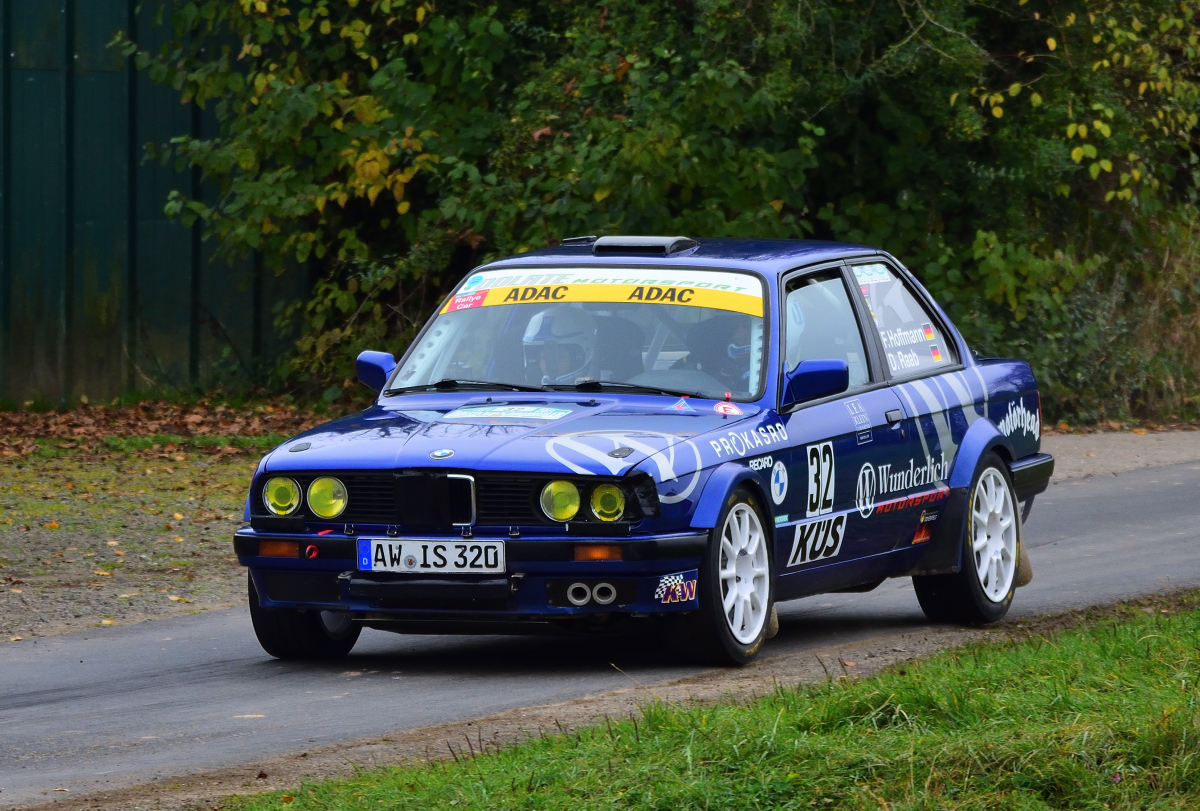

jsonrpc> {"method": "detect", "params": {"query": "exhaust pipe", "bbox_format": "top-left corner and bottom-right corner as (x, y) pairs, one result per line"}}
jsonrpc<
(566, 582), (592, 606)
(591, 582), (617, 605)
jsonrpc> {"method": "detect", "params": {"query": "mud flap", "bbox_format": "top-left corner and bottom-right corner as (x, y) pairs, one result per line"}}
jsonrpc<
(1015, 543), (1033, 588)
(903, 485), (969, 577)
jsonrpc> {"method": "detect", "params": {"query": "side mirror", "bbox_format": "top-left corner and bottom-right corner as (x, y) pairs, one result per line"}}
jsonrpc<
(781, 359), (849, 410)
(356, 351), (397, 393)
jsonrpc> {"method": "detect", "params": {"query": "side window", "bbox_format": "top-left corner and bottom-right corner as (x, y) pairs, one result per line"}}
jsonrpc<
(784, 271), (870, 387)
(851, 263), (953, 377)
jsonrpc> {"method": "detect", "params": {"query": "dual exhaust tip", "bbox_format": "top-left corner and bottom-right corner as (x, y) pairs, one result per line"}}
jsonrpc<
(566, 581), (617, 607)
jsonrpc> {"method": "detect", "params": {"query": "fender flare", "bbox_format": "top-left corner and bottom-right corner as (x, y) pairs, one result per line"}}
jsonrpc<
(689, 462), (773, 536)
(907, 420), (1016, 577)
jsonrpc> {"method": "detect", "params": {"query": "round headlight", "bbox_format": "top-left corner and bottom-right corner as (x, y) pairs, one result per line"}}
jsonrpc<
(307, 477), (348, 519)
(540, 480), (580, 522)
(263, 477), (301, 516)
(590, 483), (626, 522)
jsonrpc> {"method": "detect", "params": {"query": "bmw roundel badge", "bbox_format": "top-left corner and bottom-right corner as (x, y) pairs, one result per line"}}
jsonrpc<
(429, 448), (455, 460)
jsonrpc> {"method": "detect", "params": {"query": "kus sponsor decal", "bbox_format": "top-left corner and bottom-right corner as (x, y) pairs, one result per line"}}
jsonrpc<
(998, 399), (1040, 440)
(787, 513), (848, 566)
(656, 571), (699, 604)
(708, 420), (789, 458)
(855, 454), (950, 518)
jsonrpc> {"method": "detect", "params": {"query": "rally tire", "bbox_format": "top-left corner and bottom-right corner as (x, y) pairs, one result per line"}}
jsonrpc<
(686, 488), (775, 666)
(247, 573), (361, 659)
(913, 452), (1020, 625)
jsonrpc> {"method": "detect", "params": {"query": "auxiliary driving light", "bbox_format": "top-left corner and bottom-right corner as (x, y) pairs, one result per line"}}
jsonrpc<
(263, 477), (301, 516)
(307, 477), (348, 519)
(590, 483), (625, 522)
(540, 480), (580, 522)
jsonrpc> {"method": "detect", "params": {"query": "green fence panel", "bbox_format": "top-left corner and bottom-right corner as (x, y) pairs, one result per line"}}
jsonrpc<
(7, 1), (67, 401)
(71, 0), (129, 401)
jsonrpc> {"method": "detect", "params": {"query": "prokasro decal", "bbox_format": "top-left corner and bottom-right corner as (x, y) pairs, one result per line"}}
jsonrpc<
(855, 454), (950, 518)
(708, 420), (789, 458)
(787, 512), (847, 566)
(997, 399), (1040, 440)
(655, 570), (698, 604)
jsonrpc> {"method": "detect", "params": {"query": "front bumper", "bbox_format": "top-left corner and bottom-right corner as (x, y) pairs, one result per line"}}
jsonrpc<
(236, 528), (707, 619)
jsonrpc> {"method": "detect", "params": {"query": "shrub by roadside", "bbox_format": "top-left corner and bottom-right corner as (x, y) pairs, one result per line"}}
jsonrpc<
(225, 593), (1200, 810)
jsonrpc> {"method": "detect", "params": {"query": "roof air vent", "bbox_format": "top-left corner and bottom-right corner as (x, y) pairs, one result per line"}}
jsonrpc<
(561, 235), (598, 246)
(592, 236), (699, 256)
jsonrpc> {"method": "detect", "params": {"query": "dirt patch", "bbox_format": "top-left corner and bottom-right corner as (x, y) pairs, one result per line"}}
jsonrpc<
(16, 588), (1200, 811)
(1040, 429), (1200, 481)
(0, 453), (255, 640)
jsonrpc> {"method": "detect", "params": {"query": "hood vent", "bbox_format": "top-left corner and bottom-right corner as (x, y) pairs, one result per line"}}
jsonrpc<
(591, 235), (699, 256)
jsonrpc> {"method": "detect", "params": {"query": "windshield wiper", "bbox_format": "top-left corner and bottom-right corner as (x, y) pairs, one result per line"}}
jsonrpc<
(550, 380), (703, 398)
(386, 378), (550, 395)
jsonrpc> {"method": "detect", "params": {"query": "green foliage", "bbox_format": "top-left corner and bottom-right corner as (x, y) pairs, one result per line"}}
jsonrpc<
(226, 597), (1200, 809)
(123, 0), (1200, 418)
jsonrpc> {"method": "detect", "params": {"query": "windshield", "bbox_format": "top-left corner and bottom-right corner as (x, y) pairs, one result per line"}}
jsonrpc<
(390, 267), (767, 400)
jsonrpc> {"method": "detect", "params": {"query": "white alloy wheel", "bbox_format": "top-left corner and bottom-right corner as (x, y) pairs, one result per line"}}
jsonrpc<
(971, 467), (1017, 602)
(718, 503), (770, 644)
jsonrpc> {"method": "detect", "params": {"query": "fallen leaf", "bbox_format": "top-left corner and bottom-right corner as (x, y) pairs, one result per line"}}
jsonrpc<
(9, 588), (22, 594)
(94, 570), (113, 576)
(9, 636), (22, 641)
(174, 512), (184, 520)
(53, 787), (69, 791)
(256, 771), (269, 779)
(114, 550), (126, 556)
(118, 592), (141, 598)
(281, 796), (295, 804)
(101, 620), (114, 626)
(44, 520), (60, 529)
(165, 523), (174, 530)
(168, 595), (191, 603)
(1132, 428), (1147, 435)
(841, 660), (857, 667)
(106, 540), (119, 546)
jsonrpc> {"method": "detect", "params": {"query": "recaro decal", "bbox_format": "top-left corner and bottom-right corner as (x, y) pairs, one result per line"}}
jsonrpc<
(748, 455), (774, 471)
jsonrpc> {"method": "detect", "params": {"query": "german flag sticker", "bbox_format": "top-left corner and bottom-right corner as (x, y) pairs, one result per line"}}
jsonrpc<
(922, 322), (935, 341)
(930, 345), (943, 362)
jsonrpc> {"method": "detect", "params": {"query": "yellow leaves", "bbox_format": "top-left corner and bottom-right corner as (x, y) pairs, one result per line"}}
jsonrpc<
(416, 5), (427, 23)
(1066, 13), (1077, 25)
(769, 199), (784, 213)
(992, 106), (1004, 119)
(1008, 83), (1022, 97)
(168, 595), (191, 603)
(403, 33), (419, 46)
(44, 520), (59, 529)
(106, 540), (119, 546)
(1099, 159), (1113, 172)
(173, 512), (183, 521)
(101, 620), (114, 626)
(949, 92), (959, 107)
(320, 19), (331, 35)
(594, 188), (611, 202)
(397, 201), (410, 215)
(1030, 92), (1043, 107)
(93, 570), (113, 576)
(1078, 124), (1089, 138)
(1047, 37), (1058, 51)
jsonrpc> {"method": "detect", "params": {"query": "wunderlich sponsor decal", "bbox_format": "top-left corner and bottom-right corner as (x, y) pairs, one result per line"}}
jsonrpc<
(856, 455), (950, 518)
(997, 399), (1040, 440)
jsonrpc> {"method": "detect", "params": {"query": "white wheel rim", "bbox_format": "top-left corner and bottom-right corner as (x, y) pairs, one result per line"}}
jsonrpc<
(971, 468), (1017, 602)
(718, 503), (770, 644)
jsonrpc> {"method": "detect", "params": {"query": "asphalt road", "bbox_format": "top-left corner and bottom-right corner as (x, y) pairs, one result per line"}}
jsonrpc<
(3, 460), (1199, 806)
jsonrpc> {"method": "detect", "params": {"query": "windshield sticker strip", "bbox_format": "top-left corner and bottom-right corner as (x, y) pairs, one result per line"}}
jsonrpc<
(442, 283), (762, 317)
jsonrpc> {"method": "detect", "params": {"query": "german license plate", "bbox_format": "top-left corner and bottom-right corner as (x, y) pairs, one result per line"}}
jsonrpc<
(357, 539), (505, 574)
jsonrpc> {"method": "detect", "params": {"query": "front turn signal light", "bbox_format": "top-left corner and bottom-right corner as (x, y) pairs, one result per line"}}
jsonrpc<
(259, 540), (299, 558)
(307, 476), (348, 519)
(574, 544), (622, 561)
(540, 480), (580, 522)
(263, 477), (301, 516)
(590, 483), (625, 522)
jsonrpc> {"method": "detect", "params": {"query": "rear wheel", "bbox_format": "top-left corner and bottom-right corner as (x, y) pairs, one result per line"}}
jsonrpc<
(686, 489), (774, 665)
(913, 453), (1019, 624)
(247, 572), (361, 659)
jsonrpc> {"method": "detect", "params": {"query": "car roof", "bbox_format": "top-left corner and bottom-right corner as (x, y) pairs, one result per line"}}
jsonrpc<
(476, 238), (883, 278)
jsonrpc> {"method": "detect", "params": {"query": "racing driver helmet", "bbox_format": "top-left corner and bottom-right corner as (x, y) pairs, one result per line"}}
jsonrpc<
(522, 305), (597, 385)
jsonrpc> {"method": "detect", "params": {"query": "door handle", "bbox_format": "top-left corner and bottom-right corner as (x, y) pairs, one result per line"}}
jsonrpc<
(885, 409), (904, 425)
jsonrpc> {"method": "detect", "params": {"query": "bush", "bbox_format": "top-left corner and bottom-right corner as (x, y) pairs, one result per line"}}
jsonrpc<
(123, 0), (1200, 419)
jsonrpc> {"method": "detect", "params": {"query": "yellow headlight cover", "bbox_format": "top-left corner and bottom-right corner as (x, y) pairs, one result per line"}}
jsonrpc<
(540, 480), (580, 522)
(307, 477), (348, 519)
(590, 483), (625, 522)
(263, 477), (301, 516)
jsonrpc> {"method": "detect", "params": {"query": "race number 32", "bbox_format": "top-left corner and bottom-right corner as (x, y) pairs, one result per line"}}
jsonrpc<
(806, 441), (835, 517)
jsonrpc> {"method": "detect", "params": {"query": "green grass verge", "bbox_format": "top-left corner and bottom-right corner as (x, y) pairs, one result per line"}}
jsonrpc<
(23, 434), (287, 458)
(230, 598), (1200, 810)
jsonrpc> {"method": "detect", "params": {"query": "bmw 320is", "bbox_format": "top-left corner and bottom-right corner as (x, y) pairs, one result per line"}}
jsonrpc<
(236, 236), (1054, 665)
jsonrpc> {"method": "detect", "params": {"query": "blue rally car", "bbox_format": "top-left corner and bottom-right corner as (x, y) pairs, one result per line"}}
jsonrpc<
(236, 236), (1054, 665)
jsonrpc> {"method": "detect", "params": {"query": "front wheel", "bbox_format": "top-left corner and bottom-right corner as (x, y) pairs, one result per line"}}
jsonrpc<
(248, 572), (361, 659)
(686, 488), (774, 665)
(913, 453), (1020, 624)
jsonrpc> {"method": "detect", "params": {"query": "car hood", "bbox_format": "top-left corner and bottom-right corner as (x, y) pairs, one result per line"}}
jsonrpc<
(263, 397), (761, 477)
